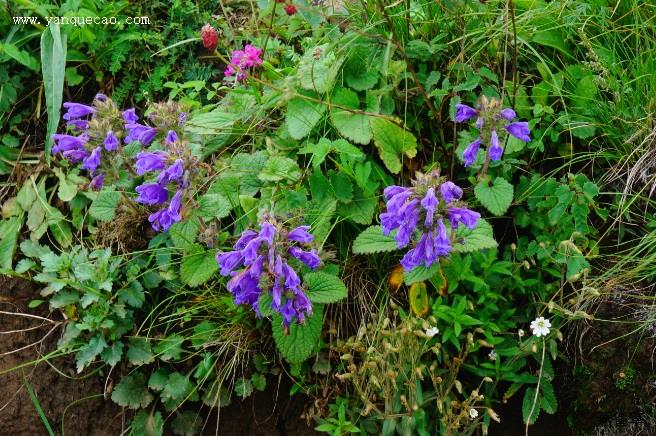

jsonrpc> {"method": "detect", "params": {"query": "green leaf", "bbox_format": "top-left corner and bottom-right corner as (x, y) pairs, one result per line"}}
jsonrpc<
(258, 156), (302, 182)
(297, 44), (343, 94)
(161, 372), (194, 403)
(304, 272), (348, 304)
(540, 381), (558, 414)
(169, 217), (200, 249)
(403, 263), (441, 285)
(148, 369), (171, 391)
(101, 342), (124, 367)
(370, 118), (417, 174)
(474, 177), (514, 216)
(40, 23), (67, 160)
(0, 216), (22, 271)
(522, 387), (541, 424)
(272, 305), (324, 364)
(171, 411), (202, 436)
(153, 334), (184, 362)
(131, 410), (164, 436)
(352, 225), (398, 254)
(180, 244), (218, 287)
(286, 96), (326, 140)
(339, 190), (377, 225)
(126, 337), (155, 366)
(75, 335), (107, 373)
(89, 191), (121, 222)
(198, 192), (232, 219)
(111, 372), (154, 409)
(54, 168), (78, 202)
(251, 373), (267, 392)
(330, 87), (372, 145)
(454, 219), (498, 253)
(299, 138), (332, 168)
(235, 377), (253, 399)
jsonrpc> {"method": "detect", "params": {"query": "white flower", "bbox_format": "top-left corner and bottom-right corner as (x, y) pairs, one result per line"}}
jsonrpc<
(469, 408), (479, 419)
(425, 326), (439, 338)
(488, 350), (497, 361)
(518, 328), (525, 338)
(530, 317), (551, 337)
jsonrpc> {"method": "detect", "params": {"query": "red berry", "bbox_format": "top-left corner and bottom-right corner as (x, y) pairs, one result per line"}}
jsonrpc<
(284, 4), (297, 15)
(200, 24), (219, 50)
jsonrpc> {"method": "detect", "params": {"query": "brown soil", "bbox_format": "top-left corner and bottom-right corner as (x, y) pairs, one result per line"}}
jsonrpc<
(0, 276), (124, 435)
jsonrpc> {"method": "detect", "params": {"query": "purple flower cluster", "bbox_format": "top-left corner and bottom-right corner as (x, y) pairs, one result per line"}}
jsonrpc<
(52, 93), (126, 190)
(216, 217), (321, 326)
(380, 172), (480, 271)
(224, 44), (263, 81)
(134, 130), (188, 231)
(455, 100), (531, 167)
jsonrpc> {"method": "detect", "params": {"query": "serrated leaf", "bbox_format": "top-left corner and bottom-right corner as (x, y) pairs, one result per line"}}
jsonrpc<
(251, 373), (267, 392)
(100, 341), (124, 367)
(161, 372), (194, 403)
(235, 377), (253, 399)
(258, 156), (301, 182)
(286, 96), (326, 140)
(297, 44), (343, 94)
(169, 217), (200, 249)
(127, 337), (155, 366)
(474, 177), (514, 216)
(522, 387), (541, 424)
(454, 219), (498, 253)
(180, 244), (218, 287)
(148, 369), (170, 391)
(304, 272), (347, 304)
(198, 192), (232, 219)
(75, 335), (107, 373)
(540, 381), (557, 414)
(111, 372), (154, 409)
(153, 334), (184, 362)
(371, 118), (417, 174)
(131, 410), (164, 436)
(272, 305), (324, 364)
(89, 190), (120, 222)
(0, 216), (22, 270)
(330, 87), (372, 145)
(171, 411), (202, 436)
(352, 225), (398, 254)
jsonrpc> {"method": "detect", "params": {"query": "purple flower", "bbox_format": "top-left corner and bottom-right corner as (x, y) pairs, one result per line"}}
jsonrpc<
(475, 117), (484, 129)
(157, 159), (184, 184)
(224, 45), (263, 81)
(81, 147), (102, 174)
(384, 185), (407, 200)
(440, 181), (463, 203)
(447, 207), (480, 230)
(500, 108), (516, 120)
(235, 230), (258, 249)
(125, 123), (157, 145)
(435, 219), (452, 256)
(259, 221), (277, 245)
(52, 134), (87, 154)
(104, 131), (119, 151)
(178, 112), (187, 126)
(421, 188), (438, 227)
(489, 129), (503, 161)
(148, 208), (179, 231)
(395, 199), (420, 248)
(135, 151), (169, 175)
(288, 246), (321, 269)
(90, 174), (104, 191)
(62, 102), (95, 120)
(455, 104), (478, 123)
(505, 121), (531, 142)
(167, 190), (183, 221)
(463, 138), (482, 167)
(216, 251), (244, 276)
(165, 130), (178, 145)
(122, 108), (138, 124)
(287, 226), (313, 244)
(135, 183), (168, 205)
(62, 149), (89, 163)
(94, 93), (107, 102)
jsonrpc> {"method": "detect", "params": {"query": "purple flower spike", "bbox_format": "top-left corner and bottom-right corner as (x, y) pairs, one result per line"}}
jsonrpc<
(157, 159), (184, 185)
(489, 129), (503, 161)
(81, 147), (102, 174)
(505, 121), (531, 142)
(90, 174), (104, 191)
(463, 138), (482, 167)
(165, 130), (178, 145)
(440, 181), (463, 203)
(104, 131), (119, 151)
(288, 246), (321, 269)
(287, 226), (314, 244)
(500, 108), (516, 120)
(135, 151), (169, 175)
(421, 188), (438, 227)
(447, 207), (481, 230)
(122, 108), (138, 124)
(62, 102), (95, 120)
(135, 183), (168, 205)
(455, 104), (478, 123)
